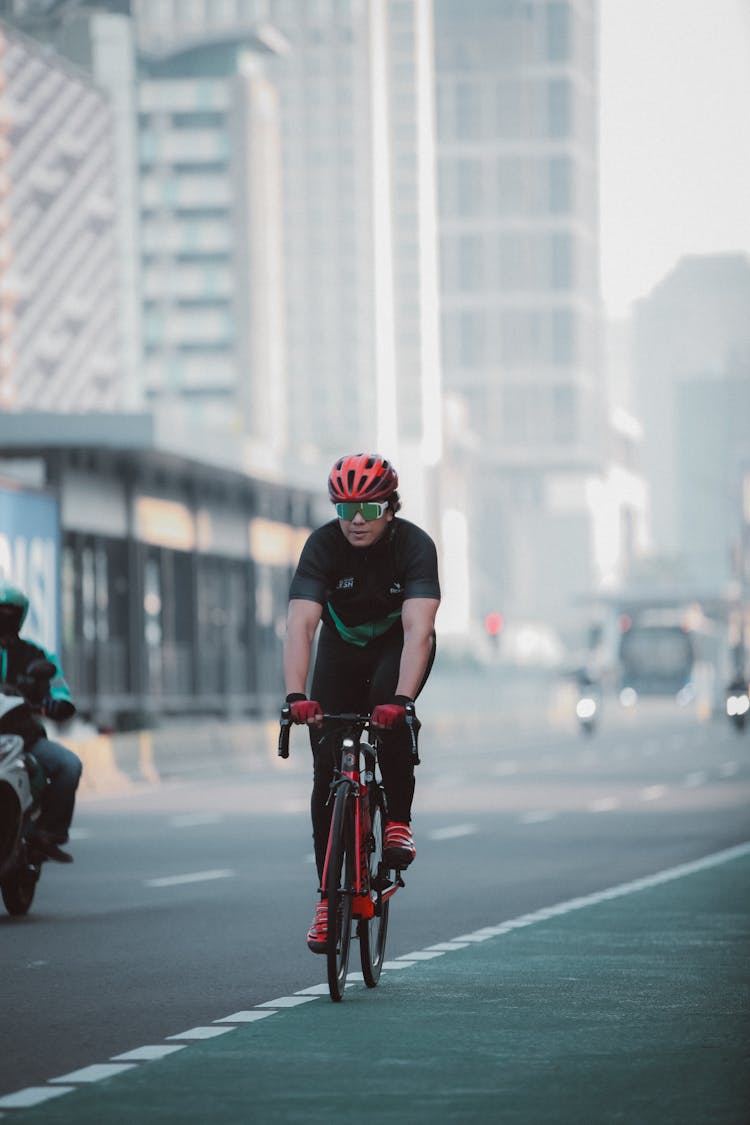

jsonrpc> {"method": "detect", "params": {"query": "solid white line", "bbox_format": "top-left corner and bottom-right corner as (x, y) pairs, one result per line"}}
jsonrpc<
(427, 824), (476, 841)
(0, 1087), (76, 1110)
(111, 1046), (187, 1061)
(295, 983), (330, 996)
(425, 942), (470, 951)
(49, 1064), (136, 1084)
(166, 1027), (235, 1041)
(381, 960), (416, 970)
(145, 869), (234, 888)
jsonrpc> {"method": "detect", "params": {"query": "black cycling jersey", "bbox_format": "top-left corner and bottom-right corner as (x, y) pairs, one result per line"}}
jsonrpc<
(289, 517), (440, 647)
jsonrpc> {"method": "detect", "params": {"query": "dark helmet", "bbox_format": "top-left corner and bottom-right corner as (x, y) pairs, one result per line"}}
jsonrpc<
(327, 453), (399, 503)
(0, 580), (29, 635)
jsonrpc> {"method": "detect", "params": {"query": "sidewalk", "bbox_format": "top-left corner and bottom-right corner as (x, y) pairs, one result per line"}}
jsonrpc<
(8, 843), (749, 1124)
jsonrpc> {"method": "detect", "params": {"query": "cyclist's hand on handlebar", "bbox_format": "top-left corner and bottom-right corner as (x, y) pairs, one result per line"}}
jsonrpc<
(370, 695), (414, 730)
(286, 693), (323, 725)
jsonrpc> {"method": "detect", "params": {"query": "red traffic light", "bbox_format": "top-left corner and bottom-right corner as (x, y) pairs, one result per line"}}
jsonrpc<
(485, 611), (504, 636)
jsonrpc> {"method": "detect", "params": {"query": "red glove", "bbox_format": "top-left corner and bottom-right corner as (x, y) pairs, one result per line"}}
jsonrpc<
(370, 696), (412, 730)
(286, 694), (323, 725)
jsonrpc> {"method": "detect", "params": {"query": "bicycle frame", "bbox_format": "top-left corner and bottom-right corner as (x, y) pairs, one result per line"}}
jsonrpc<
(318, 720), (401, 923)
(278, 706), (419, 1000)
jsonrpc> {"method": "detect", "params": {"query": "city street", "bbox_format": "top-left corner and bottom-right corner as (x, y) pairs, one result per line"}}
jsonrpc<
(2, 679), (749, 1121)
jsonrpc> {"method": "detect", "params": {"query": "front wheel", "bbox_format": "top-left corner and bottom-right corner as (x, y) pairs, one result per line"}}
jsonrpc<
(359, 784), (389, 987)
(1, 854), (40, 916)
(326, 788), (355, 1001)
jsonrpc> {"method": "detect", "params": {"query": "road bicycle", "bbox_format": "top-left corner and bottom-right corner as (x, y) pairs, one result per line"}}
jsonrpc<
(279, 707), (419, 1002)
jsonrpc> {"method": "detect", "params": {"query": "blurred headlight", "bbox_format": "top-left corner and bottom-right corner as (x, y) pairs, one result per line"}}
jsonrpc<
(728, 694), (750, 716)
(576, 697), (597, 720)
(619, 687), (637, 708)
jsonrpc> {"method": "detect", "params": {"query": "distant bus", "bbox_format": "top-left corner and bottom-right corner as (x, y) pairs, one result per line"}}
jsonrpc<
(617, 609), (721, 699)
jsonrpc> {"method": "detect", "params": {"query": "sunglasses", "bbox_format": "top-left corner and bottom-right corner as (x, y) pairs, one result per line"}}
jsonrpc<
(335, 500), (389, 521)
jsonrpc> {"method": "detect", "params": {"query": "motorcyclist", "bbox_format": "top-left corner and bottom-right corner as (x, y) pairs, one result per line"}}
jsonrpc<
(0, 581), (82, 863)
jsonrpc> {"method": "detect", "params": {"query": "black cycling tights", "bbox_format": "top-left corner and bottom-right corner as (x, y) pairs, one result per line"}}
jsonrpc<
(307, 624), (435, 880)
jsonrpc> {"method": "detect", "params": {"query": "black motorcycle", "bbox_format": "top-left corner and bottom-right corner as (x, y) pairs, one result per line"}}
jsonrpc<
(0, 659), (56, 916)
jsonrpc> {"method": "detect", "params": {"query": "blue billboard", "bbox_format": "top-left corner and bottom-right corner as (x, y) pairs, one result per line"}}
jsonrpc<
(0, 485), (61, 653)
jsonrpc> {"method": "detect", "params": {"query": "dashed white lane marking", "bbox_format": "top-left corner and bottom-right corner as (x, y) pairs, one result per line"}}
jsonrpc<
(213, 1011), (276, 1024)
(145, 869), (234, 888)
(166, 1027), (235, 1041)
(0, 1087), (75, 1110)
(589, 796), (619, 812)
(720, 761), (739, 777)
(255, 996), (318, 1009)
(7, 841), (748, 1114)
(427, 824), (476, 841)
(112, 1046), (187, 1061)
(641, 785), (667, 801)
(169, 813), (223, 828)
(397, 950), (445, 961)
(49, 1064), (136, 1085)
(520, 810), (556, 824)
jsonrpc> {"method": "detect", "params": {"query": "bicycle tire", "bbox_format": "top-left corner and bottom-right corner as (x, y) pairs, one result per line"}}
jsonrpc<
(326, 787), (355, 1001)
(358, 783), (389, 987)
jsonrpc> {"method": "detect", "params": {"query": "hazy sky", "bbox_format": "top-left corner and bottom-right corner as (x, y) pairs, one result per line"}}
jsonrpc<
(599, 0), (750, 318)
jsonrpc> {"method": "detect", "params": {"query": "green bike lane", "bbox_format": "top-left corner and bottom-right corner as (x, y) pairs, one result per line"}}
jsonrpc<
(5, 844), (749, 1125)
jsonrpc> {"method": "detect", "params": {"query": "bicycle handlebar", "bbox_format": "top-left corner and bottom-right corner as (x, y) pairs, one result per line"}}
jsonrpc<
(278, 706), (420, 762)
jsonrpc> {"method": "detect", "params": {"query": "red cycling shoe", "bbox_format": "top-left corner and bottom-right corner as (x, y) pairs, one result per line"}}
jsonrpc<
(383, 821), (416, 869)
(307, 900), (328, 953)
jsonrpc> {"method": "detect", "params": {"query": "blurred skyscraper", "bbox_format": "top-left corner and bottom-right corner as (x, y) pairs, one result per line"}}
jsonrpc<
(131, 1), (443, 508)
(0, 17), (122, 409)
(434, 0), (609, 632)
(633, 253), (750, 593)
(133, 20), (288, 451)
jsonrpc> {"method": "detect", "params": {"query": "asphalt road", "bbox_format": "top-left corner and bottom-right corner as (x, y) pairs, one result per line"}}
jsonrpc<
(2, 692), (749, 1117)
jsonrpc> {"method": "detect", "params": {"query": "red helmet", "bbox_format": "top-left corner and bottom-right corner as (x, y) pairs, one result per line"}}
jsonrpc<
(327, 453), (398, 503)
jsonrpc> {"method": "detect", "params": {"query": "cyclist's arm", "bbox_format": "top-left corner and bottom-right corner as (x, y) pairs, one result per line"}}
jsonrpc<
(284, 598), (323, 695)
(395, 597), (440, 699)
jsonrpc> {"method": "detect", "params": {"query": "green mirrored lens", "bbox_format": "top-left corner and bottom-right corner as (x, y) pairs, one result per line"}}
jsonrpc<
(335, 501), (386, 521)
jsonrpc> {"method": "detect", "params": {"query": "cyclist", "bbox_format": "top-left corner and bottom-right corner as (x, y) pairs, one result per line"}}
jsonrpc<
(0, 580), (81, 863)
(282, 453), (440, 952)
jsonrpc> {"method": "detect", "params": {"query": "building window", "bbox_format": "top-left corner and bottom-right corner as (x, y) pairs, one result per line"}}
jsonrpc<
(551, 308), (575, 365)
(546, 2), (570, 62)
(550, 232), (573, 289)
(547, 78), (571, 138)
(456, 158), (484, 213)
(552, 385), (576, 443)
(459, 310), (485, 368)
(455, 80), (482, 140)
(458, 234), (484, 291)
(548, 156), (572, 213)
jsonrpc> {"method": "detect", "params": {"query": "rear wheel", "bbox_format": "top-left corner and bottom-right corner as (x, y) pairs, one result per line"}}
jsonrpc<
(359, 784), (389, 987)
(326, 788), (355, 1001)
